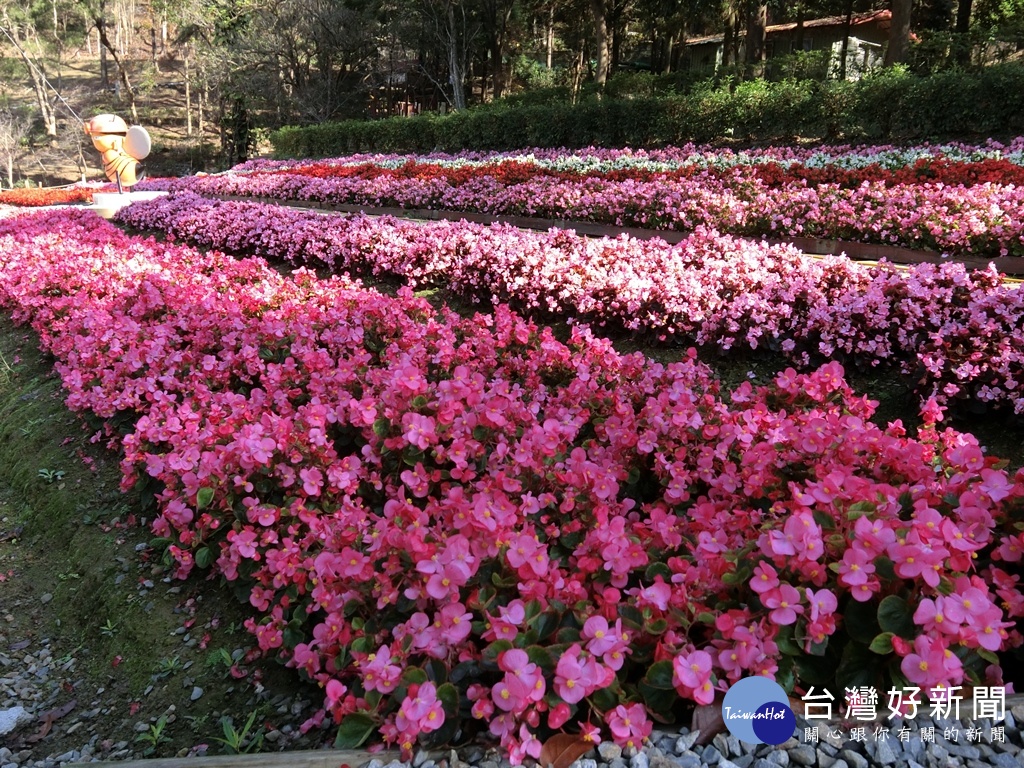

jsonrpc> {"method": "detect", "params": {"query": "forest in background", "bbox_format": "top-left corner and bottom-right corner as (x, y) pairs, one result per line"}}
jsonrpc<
(1, 0), (1023, 180)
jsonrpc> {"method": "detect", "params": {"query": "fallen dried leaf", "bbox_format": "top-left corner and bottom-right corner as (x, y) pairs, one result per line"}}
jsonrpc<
(539, 732), (593, 768)
(691, 696), (727, 745)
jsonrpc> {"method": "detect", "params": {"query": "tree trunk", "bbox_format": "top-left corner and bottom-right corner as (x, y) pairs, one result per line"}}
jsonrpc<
(955, 0), (972, 33)
(7, 26), (57, 137)
(953, 0), (973, 64)
(794, 3), (805, 51)
(591, 0), (610, 88)
(839, 0), (854, 79)
(745, 2), (767, 78)
(884, 0), (912, 66)
(185, 53), (193, 137)
(546, 5), (554, 68)
(95, 15), (138, 122)
(723, 11), (735, 67)
(447, 3), (467, 110)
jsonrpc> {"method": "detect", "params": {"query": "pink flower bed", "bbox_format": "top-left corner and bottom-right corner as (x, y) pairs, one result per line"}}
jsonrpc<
(141, 154), (1024, 257)
(4, 209), (1024, 759)
(118, 194), (1024, 415)
(228, 138), (1024, 174)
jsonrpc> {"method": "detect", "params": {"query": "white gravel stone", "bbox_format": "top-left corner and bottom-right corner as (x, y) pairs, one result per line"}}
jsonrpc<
(0, 706), (31, 737)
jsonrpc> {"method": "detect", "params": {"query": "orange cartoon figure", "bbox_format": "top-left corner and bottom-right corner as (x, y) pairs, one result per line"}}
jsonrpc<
(84, 114), (151, 189)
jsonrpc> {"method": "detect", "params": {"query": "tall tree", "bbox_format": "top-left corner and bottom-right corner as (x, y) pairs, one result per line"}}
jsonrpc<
(744, 1), (767, 77)
(1, 10), (58, 136)
(955, 0), (973, 34)
(591, 0), (610, 87)
(884, 0), (912, 65)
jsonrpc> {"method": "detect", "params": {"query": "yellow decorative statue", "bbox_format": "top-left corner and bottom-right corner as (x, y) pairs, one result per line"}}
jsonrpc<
(84, 114), (151, 189)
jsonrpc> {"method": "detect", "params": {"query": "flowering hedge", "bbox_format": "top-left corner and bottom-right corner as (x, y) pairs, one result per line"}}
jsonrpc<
(231, 138), (1024, 176)
(4, 209), (1024, 760)
(117, 194), (1024, 415)
(0, 186), (96, 207)
(204, 156), (1024, 199)
(138, 144), (1024, 262)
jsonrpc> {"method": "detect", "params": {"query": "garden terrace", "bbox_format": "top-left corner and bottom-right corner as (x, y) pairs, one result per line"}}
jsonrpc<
(1, 207), (1024, 761)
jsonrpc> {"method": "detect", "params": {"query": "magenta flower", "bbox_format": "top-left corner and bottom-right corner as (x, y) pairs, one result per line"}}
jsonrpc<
(554, 645), (589, 704)
(750, 561), (780, 594)
(836, 547), (875, 587)
(607, 703), (652, 749)
(761, 584), (804, 625)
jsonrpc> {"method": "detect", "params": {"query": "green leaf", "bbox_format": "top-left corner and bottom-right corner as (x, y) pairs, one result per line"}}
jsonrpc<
(643, 660), (675, 690)
(877, 595), (915, 638)
(775, 625), (802, 656)
(846, 500), (876, 520)
(645, 562), (672, 581)
(869, 632), (895, 655)
(844, 598), (881, 644)
(638, 680), (678, 722)
(523, 600), (543, 622)
(282, 625), (305, 649)
(534, 610), (560, 642)
(590, 685), (619, 712)
(619, 605), (644, 629)
(195, 546), (213, 569)
(526, 645), (556, 672)
(401, 666), (429, 686)
(334, 713), (376, 749)
(812, 509), (837, 531)
(449, 660), (480, 685)
(482, 639), (513, 664)
(977, 648), (1000, 666)
(875, 556), (896, 581)
(372, 418), (390, 438)
(426, 659), (448, 684)
(436, 682), (459, 715)
(836, 642), (879, 690)
(556, 627), (581, 644)
(196, 487), (214, 509)
(645, 617), (668, 635)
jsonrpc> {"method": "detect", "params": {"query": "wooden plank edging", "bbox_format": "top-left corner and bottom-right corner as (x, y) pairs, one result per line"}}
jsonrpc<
(87, 748), (399, 768)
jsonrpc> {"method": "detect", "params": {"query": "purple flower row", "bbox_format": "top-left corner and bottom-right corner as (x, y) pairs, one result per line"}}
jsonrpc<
(140, 162), (1024, 257)
(117, 193), (1024, 414)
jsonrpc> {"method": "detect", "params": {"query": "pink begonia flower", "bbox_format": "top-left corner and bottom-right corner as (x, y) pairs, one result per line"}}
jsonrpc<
(582, 615), (619, 657)
(554, 645), (590, 704)
(325, 679), (346, 709)
(750, 561), (780, 594)
(900, 635), (963, 689)
(607, 703), (652, 749)
(837, 547), (875, 587)
(761, 583), (804, 625)
(806, 588), (837, 621)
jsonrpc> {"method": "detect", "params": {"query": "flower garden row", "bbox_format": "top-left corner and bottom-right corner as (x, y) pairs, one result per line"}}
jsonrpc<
(0, 186), (96, 207)
(3, 207), (1024, 757)
(118, 194), (1024, 416)
(232, 137), (1024, 175)
(141, 155), (1024, 258)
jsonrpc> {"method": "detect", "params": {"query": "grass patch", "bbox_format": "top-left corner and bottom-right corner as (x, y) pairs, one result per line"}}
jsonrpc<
(0, 318), (322, 760)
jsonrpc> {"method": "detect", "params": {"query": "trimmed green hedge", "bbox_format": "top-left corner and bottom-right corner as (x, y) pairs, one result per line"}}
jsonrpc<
(269, 63), (1024, 157)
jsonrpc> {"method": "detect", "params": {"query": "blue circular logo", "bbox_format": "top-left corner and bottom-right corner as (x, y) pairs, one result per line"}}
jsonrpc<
(721, 677), (795, 745)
